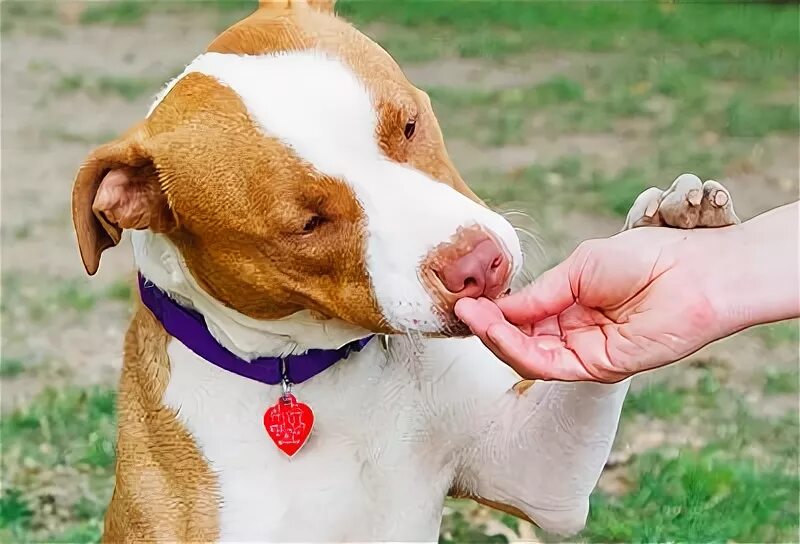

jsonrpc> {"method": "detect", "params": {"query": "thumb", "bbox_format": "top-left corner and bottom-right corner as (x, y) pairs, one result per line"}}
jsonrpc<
(497, 253), (577, 325)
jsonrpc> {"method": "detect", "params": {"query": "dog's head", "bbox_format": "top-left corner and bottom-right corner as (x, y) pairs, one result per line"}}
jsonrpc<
(71, 0), (522, 337)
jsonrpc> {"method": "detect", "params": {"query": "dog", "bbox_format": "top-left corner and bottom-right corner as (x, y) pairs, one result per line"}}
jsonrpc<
(70, 1), (740, 541)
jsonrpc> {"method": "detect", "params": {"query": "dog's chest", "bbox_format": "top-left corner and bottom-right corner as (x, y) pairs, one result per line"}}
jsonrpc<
(163, 339), (459, 542)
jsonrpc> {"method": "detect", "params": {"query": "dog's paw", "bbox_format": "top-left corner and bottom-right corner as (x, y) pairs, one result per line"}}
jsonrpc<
(622, 173), (740, 231)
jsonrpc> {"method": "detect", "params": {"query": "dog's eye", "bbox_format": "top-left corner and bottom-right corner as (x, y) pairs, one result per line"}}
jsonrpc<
(303, 215), (325, 233)
(403, 119), (416, 140)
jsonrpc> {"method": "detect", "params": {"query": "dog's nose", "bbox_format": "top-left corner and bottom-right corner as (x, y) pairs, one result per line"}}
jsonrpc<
(436, 238), (508, 299)
(424, 228), (512, 303)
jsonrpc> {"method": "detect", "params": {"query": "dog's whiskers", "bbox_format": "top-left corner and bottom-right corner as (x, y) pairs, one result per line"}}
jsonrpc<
(496, 207), (549, 290)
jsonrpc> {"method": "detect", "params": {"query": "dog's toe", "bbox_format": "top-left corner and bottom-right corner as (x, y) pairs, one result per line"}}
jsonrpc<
(656, 173), (704, 229)
(698, 180), (740, 227)
(622, 187), (664, 230)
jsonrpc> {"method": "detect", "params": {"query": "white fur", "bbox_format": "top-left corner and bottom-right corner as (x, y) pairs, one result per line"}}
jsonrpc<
(139, 50), (629, 542)
(164, 331), (628, 541)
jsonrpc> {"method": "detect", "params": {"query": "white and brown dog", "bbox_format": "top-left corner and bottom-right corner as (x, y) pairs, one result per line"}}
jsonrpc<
(71, 1), (739, 541)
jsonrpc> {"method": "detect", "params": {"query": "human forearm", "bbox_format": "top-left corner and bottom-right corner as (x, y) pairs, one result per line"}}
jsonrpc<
(706, 201), (799, 336)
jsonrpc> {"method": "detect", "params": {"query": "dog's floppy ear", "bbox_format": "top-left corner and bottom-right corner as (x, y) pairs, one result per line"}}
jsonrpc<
(72, 126), (176, 276)
(258, 0), (335, 13)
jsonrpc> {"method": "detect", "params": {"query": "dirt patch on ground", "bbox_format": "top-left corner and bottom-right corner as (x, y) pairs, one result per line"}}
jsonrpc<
(447, 132), (648, 178)
(1, 13), (221, 410)
(723, 135), (800, 219)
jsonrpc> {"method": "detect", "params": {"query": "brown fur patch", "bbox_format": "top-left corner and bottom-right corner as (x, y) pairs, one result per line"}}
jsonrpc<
(448, 488), (538, 528)
(512, 379), (536, 395)
(73, 71), (387, 331)
(103, 304), (220, 542)
(151, 73), (386, 329)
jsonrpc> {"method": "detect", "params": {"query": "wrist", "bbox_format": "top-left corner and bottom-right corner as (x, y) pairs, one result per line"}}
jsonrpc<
(703, 224), (761, 336)
(675, 226), (744, 340)
(697, 205), (799, 337)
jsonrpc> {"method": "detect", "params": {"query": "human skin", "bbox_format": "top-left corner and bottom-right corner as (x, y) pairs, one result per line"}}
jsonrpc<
(456, 201), (800, 383)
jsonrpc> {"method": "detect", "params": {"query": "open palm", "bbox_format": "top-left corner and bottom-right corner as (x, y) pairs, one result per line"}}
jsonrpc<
(455, 227), (723, 382)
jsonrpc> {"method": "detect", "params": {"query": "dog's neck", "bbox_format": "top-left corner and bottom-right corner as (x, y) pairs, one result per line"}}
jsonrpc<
(131, 231), (373, 359)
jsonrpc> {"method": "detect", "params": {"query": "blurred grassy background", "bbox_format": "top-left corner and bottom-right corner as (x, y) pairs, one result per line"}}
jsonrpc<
(1, 1), (798, 542)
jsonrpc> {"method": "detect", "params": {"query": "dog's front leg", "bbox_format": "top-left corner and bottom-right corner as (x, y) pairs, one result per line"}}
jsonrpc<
(453, 378), (629, 535)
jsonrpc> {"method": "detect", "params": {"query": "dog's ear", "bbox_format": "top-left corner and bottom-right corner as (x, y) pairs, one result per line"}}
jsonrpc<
(258, 0), (336, 13)
(72, 127), (176, 275)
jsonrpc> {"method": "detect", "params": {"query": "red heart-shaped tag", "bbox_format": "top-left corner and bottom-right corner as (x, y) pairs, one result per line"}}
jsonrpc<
(263, 394), (314, 457)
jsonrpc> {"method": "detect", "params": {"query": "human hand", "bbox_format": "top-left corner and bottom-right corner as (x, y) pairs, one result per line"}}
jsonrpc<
(455, 226), (735, 382)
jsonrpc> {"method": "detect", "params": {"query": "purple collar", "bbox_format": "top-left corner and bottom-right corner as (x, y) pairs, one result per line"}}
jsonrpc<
(138, 274), (374, 386)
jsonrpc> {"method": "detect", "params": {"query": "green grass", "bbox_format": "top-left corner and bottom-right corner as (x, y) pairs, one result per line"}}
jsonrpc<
(0, 0), (55, 32)
(764, 369), (800, 395)
(439, 502), (510, 544)
(2, 367), (793, 543)
(53, 74), (87, 94)
(725, 96), (799, 137)
(96, 76), (156, 101)
(52, 73), (158, 101)
(473, 150), (730, 219)
(578, 367), (800, 543)
(403, 4), (797, 220)
(2, 387), (117, 468)
(340, 1), (800, 57)
(624, 384), (685, 420)
(590, 169), (653, 218)
(53, 282), (99, 313)
(0, 488), (34, 535)
(430, 52), (797, 144)
(80, 0), (148, 25)
(0, 387), (116, 542)
(429, 77), (585, 110)
(11, 224), (32, 240)
(426, 86), (543, 145)
(756, 321), (800, 349)
(426, 60), (795, 224)
(0, 358), (26, 378)
(0, 0), (55, 18)
(45, 128), (119, 145)
(104, 280), (133, 302)
(584, 449), (799, 543)
(77, 0), (256, 25)
(1, 274), (132, 323)
(1, 0), (258, 30)
(429, 76), (588, 145)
